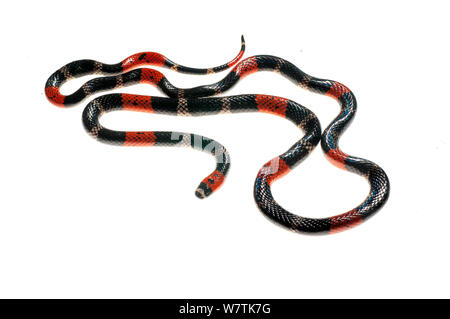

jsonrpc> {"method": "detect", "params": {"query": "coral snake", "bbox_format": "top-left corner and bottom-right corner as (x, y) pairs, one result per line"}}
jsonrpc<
(45, 37), (389, 234)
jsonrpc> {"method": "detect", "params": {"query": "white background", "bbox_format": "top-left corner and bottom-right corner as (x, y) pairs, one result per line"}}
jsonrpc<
(0, 0), (449, 298)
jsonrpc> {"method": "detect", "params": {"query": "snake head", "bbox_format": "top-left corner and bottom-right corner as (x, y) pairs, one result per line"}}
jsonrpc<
(195, 170), (225, 199)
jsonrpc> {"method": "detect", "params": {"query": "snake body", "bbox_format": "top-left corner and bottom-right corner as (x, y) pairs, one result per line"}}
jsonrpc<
(82, 94), (321, 201)
(45, 36), (245, 106)
(45, 45), (390, 234)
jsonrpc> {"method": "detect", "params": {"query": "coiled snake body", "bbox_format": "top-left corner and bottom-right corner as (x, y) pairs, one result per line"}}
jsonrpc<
(45, 38), (389, 234)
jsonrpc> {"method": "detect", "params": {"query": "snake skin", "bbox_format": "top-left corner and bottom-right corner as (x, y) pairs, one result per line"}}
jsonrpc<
(45, 49), (390, 234)
(82, 94), (321, 200)
(45, 36), (245, 106)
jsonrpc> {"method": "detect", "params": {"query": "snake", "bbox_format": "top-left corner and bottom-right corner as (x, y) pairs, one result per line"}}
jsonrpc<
(45, 44), (390, 234)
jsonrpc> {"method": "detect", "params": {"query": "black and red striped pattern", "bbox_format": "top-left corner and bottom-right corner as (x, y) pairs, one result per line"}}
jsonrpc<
(82, 94), (320, 200)
(45, 36), (245, 107)
(45, 48), (390, 234)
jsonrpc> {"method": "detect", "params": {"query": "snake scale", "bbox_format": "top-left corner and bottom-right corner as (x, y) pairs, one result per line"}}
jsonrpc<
(45, 37), (389, 234)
